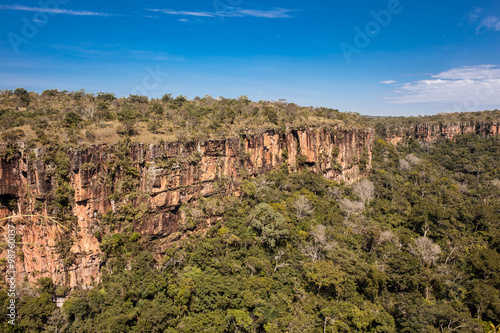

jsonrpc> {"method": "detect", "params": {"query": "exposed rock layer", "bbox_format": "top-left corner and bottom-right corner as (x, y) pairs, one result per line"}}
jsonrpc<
(0, 127), (374, 287)
(385, 122), (499, 145)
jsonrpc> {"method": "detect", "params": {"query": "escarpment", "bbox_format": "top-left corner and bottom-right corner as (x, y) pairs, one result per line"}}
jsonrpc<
(0, 126), (374, 288)
(384, 121), (500, 145)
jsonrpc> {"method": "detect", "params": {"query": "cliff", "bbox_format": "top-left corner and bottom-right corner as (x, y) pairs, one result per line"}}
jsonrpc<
(0, 126), (374, 288)
(384, 121), (500, 145)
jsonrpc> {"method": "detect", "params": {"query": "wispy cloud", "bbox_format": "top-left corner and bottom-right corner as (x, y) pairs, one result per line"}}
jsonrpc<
(233, 8), (295, 18)
(467, 8), (483, 23)
(44, 44), (186, 62)
(0, 4), (115, 16)
(146, 7), (296, 19)
(147, 9), (214, 17)
(432, 65), (500, 80)
(386, 65), (500, 105)
(469, 8), (500, 32)
(380, 80), (397, 84)
(477, 16), (500, 31)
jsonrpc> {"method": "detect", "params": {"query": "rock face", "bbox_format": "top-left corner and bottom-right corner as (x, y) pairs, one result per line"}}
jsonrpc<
(385, 122), (499, 145)
(0, 126), (374, 288)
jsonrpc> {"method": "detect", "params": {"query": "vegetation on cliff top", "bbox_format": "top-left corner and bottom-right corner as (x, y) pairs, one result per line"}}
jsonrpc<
(369, 109), (500, 137)
(0, 88), (364, 150)
(1, 88), (498, 152)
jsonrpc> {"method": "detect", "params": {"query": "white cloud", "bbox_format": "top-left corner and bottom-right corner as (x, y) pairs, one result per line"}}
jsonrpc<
(468, 8), (500, 32)
(477, 16), (500, 31)
(432, 65), (500, 80)
(386, 65), (500, 105)
(147, 9), (214, 17)
(234, 8), (294, 18)
(380, 80), (397, 84)
(0, 4), (114, 16)
(146, 7), (296, 19)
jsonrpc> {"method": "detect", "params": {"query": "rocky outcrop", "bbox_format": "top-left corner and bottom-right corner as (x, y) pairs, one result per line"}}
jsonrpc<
(385, 122), (499, 145)
(0, 126), (374, 288)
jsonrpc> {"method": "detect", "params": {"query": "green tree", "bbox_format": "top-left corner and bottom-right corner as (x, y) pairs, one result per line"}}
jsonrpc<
(14, 87), (30, 106)
(63, 111), (83, 127)
(249, 203), (289, 248)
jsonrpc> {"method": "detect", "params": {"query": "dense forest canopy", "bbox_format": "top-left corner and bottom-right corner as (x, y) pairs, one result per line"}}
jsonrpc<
(0, 88), (499, 332)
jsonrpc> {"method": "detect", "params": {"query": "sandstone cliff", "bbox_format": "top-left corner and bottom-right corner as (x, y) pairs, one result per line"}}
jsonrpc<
(0, 126), (373, 288)
(384, 121), (499, 145)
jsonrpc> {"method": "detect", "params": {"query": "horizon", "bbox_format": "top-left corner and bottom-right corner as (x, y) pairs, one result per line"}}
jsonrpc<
(1, 0), (499, 116)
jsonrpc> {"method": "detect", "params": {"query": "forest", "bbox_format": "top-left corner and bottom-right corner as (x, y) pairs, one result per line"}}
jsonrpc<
(0, 89), (499, 332)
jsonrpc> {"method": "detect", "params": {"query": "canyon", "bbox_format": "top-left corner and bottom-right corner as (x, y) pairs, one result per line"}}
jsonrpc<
(1, 119), (498, 289)
(0, 126), (374, 288)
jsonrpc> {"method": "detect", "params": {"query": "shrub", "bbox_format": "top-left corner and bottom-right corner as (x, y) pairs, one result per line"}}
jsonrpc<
(147, 120), (161, 134)
(85, 130), (96, 142)
(117, 120), (138, 136)
(118, 103), (141, 121)
(129, 94), (149, 103)
(161, 93), (172, 102)
(151, 103), (164, 115)
(42, 89), (59, 97)
(64, 112), (83, 127)
(2, 128), (25, 142)
(297, 154), (307, 167)
(14, 87), (30, 106)
(96, 92), (116, 102)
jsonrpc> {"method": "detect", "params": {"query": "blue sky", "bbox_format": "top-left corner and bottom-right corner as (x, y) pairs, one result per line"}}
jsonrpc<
(0, 0), (499, 116)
